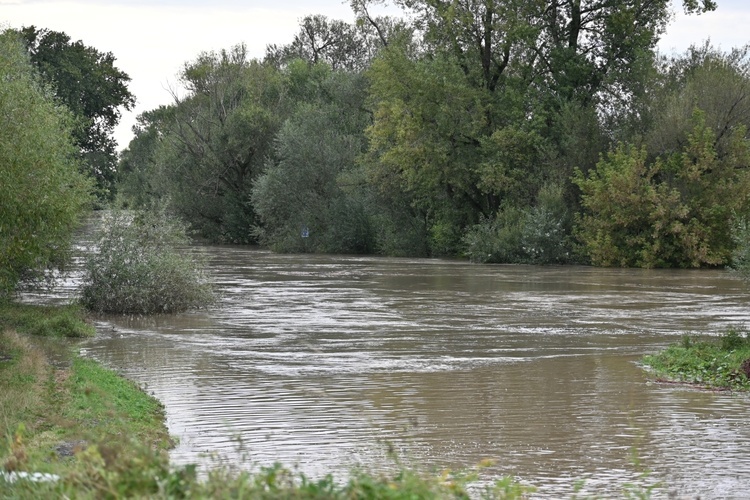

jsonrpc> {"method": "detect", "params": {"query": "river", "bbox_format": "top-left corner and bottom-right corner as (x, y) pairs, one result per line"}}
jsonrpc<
(33, 242), (750, 498)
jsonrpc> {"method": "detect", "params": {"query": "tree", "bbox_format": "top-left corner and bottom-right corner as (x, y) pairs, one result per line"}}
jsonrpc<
(122, 45), (285, 243)
(574, 113), (750, 268)
(646, 43), (750, 160)
(266, 9), (410, 71)
(252, 63), (374, 253)
(266, 15), (372, 71)
(361, 0), (719, 256)
(0, 30), (92, 297)
(19, 26), (135, 201)
(365, 46), (495, 255)
(117, 106), (175, 208)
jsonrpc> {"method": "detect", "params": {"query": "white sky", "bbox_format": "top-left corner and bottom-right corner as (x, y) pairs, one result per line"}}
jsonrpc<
(2, 0), (750, 150)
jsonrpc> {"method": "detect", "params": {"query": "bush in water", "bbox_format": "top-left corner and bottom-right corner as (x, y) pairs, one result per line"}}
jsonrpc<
(462, 183), (573, 265)
(80, 208), (214, 314)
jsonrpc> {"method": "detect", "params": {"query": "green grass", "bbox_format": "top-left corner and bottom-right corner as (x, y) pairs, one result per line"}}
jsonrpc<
(2, 452), (537, 499)
(642, 329), (750, 390)
(0, 331), (51, 452)
(65, 357), (172, 448)
(0, 301), (95, 338)
(1, 303), (173, 498)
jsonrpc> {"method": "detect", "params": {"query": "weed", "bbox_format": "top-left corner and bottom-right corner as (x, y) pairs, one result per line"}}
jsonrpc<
(642, 329), (750, 390)
(0, 302), (94, 338)
(680, 335), (692, 349)
(720, 328), (747, 351)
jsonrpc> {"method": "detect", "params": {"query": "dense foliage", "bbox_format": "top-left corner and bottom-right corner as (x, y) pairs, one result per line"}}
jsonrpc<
(575, 113), (750, 267)
(80, 209), (215, 314)
(120, 45), (283, 243)
(252, 63), (376, 253)
(0, 30), (92, 298)
(18, 26), (135, 202)
(117, 0), (750, 269)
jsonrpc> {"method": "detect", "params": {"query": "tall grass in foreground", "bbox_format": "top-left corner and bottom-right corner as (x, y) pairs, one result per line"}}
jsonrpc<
(2, 454), (537, 499)
(0, 327), (171, 473)
(80, 207), (215, 314)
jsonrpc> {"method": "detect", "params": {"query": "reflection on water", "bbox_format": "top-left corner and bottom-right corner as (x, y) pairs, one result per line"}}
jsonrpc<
(47, 244), (750, 498)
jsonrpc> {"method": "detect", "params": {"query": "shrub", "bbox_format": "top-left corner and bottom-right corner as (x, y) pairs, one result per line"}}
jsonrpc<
(370, 192), (430, 258)
(575, 113), (750, 268)
(520, 183), (572, 264)
(463, 208), (525, 264)
(0, 30), (93, 297)
(463, 184), (572, 265)
(720, 329), (748, 352)
(80, 208), (214, 314)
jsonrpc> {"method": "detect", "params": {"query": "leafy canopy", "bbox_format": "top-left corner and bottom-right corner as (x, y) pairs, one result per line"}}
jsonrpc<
(0, 29), (93, 297)
(19, 26), (135, 201)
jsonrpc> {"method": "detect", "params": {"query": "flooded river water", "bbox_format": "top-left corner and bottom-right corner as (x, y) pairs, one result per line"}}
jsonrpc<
(42, 244), (750, 497)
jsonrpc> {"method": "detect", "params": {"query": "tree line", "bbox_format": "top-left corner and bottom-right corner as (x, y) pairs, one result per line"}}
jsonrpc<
(4, 0), (750, 297)
(120, 0), (750, 268)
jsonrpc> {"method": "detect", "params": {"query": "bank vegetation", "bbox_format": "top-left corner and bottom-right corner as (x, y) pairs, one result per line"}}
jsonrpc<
(642, 330), (750, 390)
(113, 1), (750, 271)
(4, 3), (750, 303)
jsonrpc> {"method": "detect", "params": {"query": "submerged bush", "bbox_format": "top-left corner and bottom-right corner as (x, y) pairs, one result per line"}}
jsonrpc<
(463, 184), (572, 265)
(80, 208), (214, 314)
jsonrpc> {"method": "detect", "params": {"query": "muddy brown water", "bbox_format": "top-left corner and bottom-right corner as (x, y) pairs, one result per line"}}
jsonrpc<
(29, 243), (750, 498)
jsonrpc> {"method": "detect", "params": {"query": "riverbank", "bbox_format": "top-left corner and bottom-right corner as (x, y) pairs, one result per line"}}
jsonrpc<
(1, 302), (534, 498)
(0, 302), (175, 497)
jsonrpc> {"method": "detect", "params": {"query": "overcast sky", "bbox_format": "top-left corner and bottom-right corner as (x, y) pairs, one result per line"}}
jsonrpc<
(3, 0), (750, 150)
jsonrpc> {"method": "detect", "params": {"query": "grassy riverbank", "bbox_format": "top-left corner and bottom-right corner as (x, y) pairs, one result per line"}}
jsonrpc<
(642, 330), (750, 390)
(1, 302), (538, 499)
(0, 302), (174, 497)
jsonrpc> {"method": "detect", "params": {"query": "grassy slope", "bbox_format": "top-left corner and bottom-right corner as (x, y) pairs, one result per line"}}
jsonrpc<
(0, 303), (173, 498)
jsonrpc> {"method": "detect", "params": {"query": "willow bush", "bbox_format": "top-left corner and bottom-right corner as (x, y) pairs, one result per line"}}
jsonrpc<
(0, 30), (92, 297)
(462, 183), (573, 265)
(80, 208), (214, 314)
